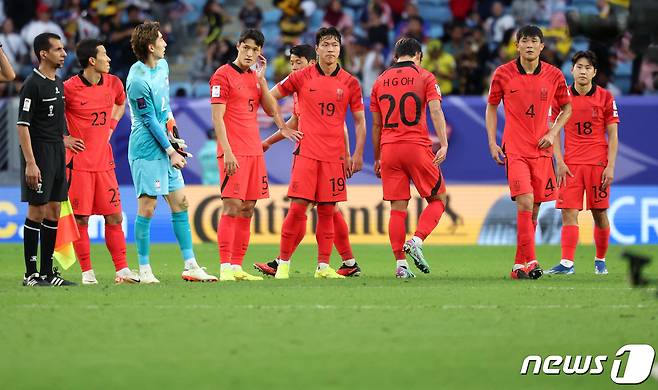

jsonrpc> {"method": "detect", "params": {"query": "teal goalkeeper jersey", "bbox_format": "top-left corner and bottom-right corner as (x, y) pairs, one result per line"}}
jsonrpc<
(126, 59), (173, 161)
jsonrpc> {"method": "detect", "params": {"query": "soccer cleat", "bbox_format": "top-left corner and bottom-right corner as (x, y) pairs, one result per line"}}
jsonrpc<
(253, 260), (278, 277)
(115, 268), (141, 284)
(82, 269), (99, 285)
(275, 262), (290, 279)
(337, 262), (361, 277)
(23, 273), (51, 287)
(403, 238), (430, 274)
(234, 269), (264, 281)
(525, 261), (544, 280)
(510, 268), (530, 280)
(42, 268), (76, 286)
(139, 269), (160, 284)
(594, 260), (608, 275)
(219, 267), (236, 282)
(182, 267), (218, 282)
(546, 263), (575, 275)
(314, 266), (346, 279)
(395, 266), (416, 279)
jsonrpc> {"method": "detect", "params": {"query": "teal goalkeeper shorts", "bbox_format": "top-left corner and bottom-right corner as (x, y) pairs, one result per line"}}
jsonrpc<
(129, 158), (185, 197)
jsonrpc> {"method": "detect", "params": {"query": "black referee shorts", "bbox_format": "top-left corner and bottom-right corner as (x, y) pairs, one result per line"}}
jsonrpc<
(20, 142), (68, 205)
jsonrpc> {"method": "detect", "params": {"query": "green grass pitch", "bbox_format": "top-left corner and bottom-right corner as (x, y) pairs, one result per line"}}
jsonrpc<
(1, 243), (657, 389)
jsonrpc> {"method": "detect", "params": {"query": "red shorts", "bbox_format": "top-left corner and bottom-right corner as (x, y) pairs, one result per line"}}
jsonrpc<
(288, 155), (346, 203)
(219, 155), (269, 201)
(505, 155), (557, 201)
(380, 143), (446, 201)
(68, 169), (122, 216)
(557, 164), (609, 210)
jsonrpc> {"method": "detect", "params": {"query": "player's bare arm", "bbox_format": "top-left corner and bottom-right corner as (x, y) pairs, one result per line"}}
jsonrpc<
(351, 110), (366, 174)
(485, 103), (505, 165)
(371, 111), (383, 178)
(539, 102), (572, 149)
(211, 102), (238, 176)
(343, 124), (353, 178)
(0, 46), (16, 81)
(602, 123), (618, 189)
(257, 57), (302, 143)
(262, 114), (298, 152)
(553, 125), (573, 187)
(17, 125), (40, 190)
(108, 101), (126, 141)
(428, 99), (448, 165)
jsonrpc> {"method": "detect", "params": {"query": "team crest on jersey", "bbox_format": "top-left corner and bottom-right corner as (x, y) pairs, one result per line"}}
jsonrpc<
(155, 180), (161, 190)
(540, 87), (548, 101)
(211, 85), (221, 98)
(435, 84), (441, 94)
(137, 97), (147, 109)
(592, 107), (599, 118)
(612, 100), (618, 117)
(55, 86), (60, 94)
(336, 88), (344, 101)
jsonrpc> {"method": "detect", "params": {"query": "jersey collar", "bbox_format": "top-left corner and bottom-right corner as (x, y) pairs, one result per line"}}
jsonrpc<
(315, 63), (341, 77)
(570, 83), (597, 96)
(389, 61), (419, 72)
(515, 58), (542, 75)
(78, 71), (104, 86)
(230, 62), (251, 74)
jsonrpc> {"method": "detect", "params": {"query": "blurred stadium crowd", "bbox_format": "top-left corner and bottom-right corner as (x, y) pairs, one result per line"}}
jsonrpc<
(0, 0), (657, 98)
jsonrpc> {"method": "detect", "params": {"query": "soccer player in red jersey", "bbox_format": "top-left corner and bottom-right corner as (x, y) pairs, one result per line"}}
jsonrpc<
(486, 25), (572, 280)
(547, 51), (619, 275)
(370, 38), (449, 278)
(254, 44), (362, 277)
(64, 39), (140, 284)
(268, 27), (367, 279)
(210, 29), (300, 282)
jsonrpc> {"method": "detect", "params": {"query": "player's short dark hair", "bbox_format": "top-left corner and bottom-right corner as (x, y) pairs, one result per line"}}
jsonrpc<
(238, 29), (265, 48)
(33, 32), (61, 62)
(572, 50), (598, 69)
(315, 26), (341, 46)
(516, 25), (544, 43)
(76, 39), (104, 69)
(394, 38), (422, 59)
(290, 44), (315, 62)
(131, 21), (160, 62)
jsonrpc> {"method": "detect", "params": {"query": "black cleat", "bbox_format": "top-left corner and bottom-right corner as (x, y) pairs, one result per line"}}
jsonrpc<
(337, 263), (361, 277)
(526, 262), (544, 280)
(41, 267), (76, 286)
(23, 273), (52, 287)
(510, 268), (530, 280)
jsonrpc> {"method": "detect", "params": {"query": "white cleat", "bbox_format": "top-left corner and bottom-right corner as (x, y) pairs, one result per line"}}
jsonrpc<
(139, 269), (160, 284)
(182, 266), (218, 282)
(81, 269), (98, 285)
(115, 268), (140, 284)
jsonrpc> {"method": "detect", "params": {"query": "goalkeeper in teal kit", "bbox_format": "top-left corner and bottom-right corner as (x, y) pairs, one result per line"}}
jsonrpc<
(126, 21), (217, 283)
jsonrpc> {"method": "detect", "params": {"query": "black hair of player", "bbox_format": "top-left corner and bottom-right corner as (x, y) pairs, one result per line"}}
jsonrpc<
(33, 32), (61, 62)
(238, 29), (265, 48)
(571, 50), (598, 69)
(394, 38), (422, 59)
(516, 25), (544, 43)
(76, 39), (104, 69)
(315, 27), (341, 46)
(290, 44), (316, 62)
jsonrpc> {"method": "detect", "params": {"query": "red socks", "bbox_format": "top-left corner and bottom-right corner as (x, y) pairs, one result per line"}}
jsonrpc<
(279, 202), (308, 261)
(105, 223), (128, 271)
(594, 226), (610, 259)
(316, 204), (335, 264)
(218, 214), (235, 264)
(389, 210), (407, 260)
(517, 210), (536, 262)
(74, 223), (91, 272)
(231, 216), (251, 267)
(414, 200), (445, 240)
(561, 225), (579, 261)
(333, 209), (353, 260)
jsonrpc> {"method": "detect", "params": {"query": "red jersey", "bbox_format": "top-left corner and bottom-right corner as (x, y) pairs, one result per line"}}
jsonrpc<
(552, 84), (619, 166)
(488, 59), (571, 158)
(210, 63), (262, 156)
(369, 61), (441, 147)
(277, 64), (363, 163)
(63, 73), (125, 171)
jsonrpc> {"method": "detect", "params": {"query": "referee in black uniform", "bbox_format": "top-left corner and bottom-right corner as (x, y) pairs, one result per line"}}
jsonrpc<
(17, 33), (76, 286)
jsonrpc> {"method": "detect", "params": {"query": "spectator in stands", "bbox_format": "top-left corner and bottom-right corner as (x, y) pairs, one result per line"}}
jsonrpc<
(239, 0), (263, 30)
(384, 0), (406, 25)
(365, 4), (389, 48)
(21, 2), (67, 61)
(198, 129), (220, 185)
(361, 0), (394, 30)
(104, 4), (143, 81)
(443, 22), (468, 58)
(400, 15), (426, 44)
(201, 0), (231, 44)
(361, 42), (384, 95)
(274, 0), (307, 45)
(192, 37), (237, 83)
(456, 29), (487, 94)
(483, 1), (514, 50)
(56, 0), (100, 43)
(396, 4), (427, 40)
(422, 39), (456, 95)
(322, 0), (353, 32)
(511, 0), (539, 25)
(0, 18), (29, 78)
(450, 0), (476, 21)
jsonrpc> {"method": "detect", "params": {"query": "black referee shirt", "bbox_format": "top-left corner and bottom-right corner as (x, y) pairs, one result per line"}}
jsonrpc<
(17, 68), (67, 143)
